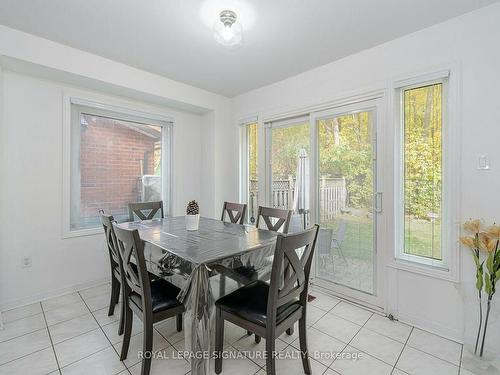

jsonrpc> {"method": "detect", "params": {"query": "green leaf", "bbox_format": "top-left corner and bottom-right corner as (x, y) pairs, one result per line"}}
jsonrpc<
(473, 254), (480, 268)
(486, 253), (495, 274)
(476, 272), (484, 291)
(485, 274), (493, 295)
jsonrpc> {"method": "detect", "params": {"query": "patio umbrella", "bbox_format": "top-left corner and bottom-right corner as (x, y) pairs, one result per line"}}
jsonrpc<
(293, 148), (310, 229)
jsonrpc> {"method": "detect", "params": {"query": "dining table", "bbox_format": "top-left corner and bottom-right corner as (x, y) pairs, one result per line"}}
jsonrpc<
(117, 216), (279, 375)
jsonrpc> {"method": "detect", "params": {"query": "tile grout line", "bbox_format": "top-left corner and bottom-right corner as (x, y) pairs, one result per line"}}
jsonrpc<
(40, 302), (63, 374)
(458, 344), (464, 374)
(4, 284), (464, 375)
(153, 321), (184, 349)
(153, 324), (193, 370)
(0, 325), (48, 345)
(57, 346), (116, 372)
(0, 340), (57, 369)
(312, 301), (462, 373)
(54, 291), (124, 373)
(78, 291), (123, 359)
(391, 326), (414, 374)
(83, 290), (187, 372)
(324, 307), (374, 372)
(403, 333), (463, 368)
(0, 309), (43, 325)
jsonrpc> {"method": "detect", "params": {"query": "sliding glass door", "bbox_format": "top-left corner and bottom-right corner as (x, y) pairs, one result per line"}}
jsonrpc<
(264, 100), (385, 308)
(311, 100), (384, 307)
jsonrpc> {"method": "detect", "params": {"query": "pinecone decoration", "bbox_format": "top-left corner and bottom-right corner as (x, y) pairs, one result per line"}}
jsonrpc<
(186, 200), (199, 215)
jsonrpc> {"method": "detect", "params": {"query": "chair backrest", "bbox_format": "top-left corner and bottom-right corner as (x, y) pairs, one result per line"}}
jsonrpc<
(112, 223), (152, 311)
(256, 206), (292, 233)
(267, 225), (320, 318)
(100, 212), (121, 272)
(128, 201), (164, 221)
(335, 220), (347, 243)
(317, 228), (333, 255)
(221, 202), (247, 225)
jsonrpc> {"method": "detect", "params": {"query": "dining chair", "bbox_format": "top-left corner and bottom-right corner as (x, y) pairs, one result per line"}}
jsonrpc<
(221, 205), (293, 338)
(128, 201), (164, 221)
(256, 206), (293, 234)
(318, 220), (348, 269)
(218, 202), (250, 295)
(112, 223), (184, 375)
(214, 225), (320, 375)
(220, 201), (247, 225)
(99, 212), (125, 336)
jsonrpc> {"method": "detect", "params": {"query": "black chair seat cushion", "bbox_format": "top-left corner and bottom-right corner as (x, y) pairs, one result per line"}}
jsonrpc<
(215, 280), (301, 327)
(130, 278), (182, 313)
(232, 265), (258, 280)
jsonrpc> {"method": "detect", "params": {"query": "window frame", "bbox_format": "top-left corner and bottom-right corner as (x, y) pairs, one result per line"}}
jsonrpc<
(62, 93), (173, 238)
(392, 67), (461, 282)
(239, 118), (258, 223)
(264, 115), (310, 210)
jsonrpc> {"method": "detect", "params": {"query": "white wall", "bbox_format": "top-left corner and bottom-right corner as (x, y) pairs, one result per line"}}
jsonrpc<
(0, 71), (206, 309)
(0, 27), (236, 310)
(233, 3), (500, 347)
(0, 25), (236, 219)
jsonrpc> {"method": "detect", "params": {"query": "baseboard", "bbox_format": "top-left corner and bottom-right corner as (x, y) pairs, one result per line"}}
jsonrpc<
(310, 285), (385, 314)
(396, 310), (463, 344)
(0, 277), (110, 312)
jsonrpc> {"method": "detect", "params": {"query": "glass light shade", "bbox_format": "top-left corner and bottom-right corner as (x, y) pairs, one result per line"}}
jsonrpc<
(213, 21), (243, 47)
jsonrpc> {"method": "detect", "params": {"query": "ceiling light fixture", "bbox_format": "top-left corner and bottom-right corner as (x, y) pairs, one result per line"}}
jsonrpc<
(213, 10), (243, 47)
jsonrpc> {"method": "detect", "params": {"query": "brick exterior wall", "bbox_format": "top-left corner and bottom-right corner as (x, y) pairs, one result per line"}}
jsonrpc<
(79, 114), (160, 222)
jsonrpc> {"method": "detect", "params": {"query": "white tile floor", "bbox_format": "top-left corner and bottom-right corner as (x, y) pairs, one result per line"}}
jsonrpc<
(0, 283), (474, 375)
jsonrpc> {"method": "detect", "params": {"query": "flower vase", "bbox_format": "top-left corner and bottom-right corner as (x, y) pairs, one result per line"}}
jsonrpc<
(462, 293), (500, 374)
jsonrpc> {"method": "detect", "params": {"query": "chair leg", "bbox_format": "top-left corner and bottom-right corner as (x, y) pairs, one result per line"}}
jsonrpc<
(215, 307), (224, 374)
(286, 325), (294, 335)
(108, 277), (120, 316)
(120, 303), (133, 361)
(118, 297), (125, 336)
(176, 313), (183, 332)
(246, 330), (252, 336)
(255, 335), (261, 344)
(141, 316), (153, 375)
(265, 335), (276, 375)
(219, 274), (226, 298)
(298, 317), (311, 374)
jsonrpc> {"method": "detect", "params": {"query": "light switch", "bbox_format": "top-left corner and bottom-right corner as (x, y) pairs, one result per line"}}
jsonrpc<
(477, 155), (490, 170)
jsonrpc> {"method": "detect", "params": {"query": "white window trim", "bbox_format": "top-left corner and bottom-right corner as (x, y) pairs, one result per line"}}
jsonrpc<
(239, 123), (249, 204)
(62, 91), (174, 239)
(239, 118), (259, 223)
(238, 117), (257, 203)
(390, 65), (461, 282)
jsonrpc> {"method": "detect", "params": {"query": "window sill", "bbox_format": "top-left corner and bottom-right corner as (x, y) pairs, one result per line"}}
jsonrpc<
(388, 257), (459, 283)
(62, 227), (103, 239)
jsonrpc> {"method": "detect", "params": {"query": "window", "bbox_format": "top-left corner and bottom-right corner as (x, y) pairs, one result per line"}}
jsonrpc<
(396, 77), (452, 270)
(244, 122), (258, 224)
(67, 101), (171, 234)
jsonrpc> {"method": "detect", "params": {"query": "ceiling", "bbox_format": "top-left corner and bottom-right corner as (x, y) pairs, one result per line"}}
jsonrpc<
(0, 0), (497, 97)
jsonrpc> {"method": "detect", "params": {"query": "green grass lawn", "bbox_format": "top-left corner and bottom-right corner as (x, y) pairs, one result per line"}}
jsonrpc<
(322, 214), (441, 261)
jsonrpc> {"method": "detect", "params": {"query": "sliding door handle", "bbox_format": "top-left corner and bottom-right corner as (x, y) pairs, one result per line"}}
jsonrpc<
(375, 192), (383, 213)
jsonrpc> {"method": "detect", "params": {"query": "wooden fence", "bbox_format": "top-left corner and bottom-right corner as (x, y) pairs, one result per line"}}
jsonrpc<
(248, 177), (346, 223)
